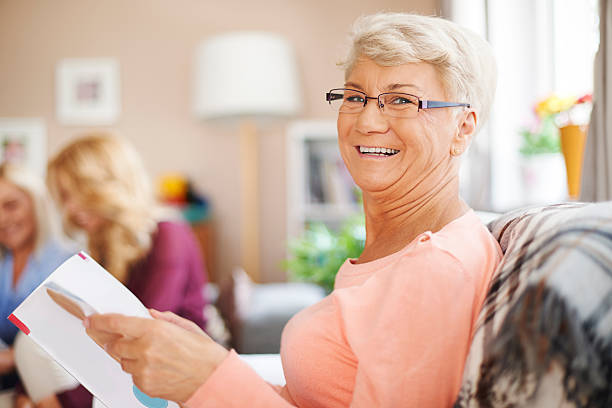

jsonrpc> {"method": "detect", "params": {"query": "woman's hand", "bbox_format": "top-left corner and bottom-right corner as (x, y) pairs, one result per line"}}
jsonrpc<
(0, 347), (14, 374)
(84, 313), (229, 403)
(148, 309), (205, 336)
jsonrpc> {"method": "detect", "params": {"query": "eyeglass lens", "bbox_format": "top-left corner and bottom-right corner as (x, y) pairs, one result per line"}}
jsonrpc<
(326, 89), (420, 118)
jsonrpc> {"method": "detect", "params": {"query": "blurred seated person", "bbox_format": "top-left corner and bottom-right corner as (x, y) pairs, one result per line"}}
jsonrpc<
(15, 134), (209, 408)
(0, 163), (72, 398)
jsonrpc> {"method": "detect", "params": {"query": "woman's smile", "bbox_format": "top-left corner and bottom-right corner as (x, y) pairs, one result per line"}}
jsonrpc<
(356, 145), (400, 158)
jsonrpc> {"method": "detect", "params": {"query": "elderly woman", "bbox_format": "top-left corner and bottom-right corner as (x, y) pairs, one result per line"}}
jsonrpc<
(0, 163), (73, 399)
(86, 12), (501, 407)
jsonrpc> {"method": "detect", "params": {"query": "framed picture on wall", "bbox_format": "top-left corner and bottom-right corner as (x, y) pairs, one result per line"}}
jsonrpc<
(56, 58), (121, 126)
(0, 118), (46, 175)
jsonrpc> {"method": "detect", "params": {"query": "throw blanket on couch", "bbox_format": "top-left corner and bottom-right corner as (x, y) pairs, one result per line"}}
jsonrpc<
(454, 202), (612, 407)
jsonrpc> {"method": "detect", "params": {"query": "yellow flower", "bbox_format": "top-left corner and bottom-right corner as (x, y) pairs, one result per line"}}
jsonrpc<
(535, 95), (577, 118)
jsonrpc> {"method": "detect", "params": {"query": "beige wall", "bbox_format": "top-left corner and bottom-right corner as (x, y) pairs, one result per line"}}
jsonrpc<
(0, 0), (439, 282)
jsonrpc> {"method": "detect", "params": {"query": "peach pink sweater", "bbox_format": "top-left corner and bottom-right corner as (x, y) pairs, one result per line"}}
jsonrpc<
(186, 210), (502, 408)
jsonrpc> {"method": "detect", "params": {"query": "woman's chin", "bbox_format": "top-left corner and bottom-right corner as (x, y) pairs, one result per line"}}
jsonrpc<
(354, 177), (398, 195)
(0, 233), (34, 253)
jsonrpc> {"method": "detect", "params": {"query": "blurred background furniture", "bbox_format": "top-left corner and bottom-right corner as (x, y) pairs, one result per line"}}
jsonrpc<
(215, 268), (325, 354)
(286, 121), (361, 239)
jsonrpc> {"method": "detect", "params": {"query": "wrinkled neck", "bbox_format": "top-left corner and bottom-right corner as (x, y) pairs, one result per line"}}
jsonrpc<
(358, 159), (467, 263)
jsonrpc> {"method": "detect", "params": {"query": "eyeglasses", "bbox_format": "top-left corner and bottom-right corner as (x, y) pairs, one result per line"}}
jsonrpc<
(325, 88), (471, 119)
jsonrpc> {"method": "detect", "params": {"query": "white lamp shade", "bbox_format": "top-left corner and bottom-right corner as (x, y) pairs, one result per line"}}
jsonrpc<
(194, 32), (301, 119)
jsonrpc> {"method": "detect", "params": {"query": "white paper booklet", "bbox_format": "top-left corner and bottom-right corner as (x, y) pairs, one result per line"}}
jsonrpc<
(9, 252), (179, 408)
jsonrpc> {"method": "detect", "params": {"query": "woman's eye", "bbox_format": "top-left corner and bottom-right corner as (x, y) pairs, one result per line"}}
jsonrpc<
(390, 97), (414, 105)
(345, 95), (364, 103)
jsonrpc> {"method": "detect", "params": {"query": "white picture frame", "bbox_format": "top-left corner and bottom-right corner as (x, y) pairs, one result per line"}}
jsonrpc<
(56, 58), (120, 126)
(0, 118), (46, 176)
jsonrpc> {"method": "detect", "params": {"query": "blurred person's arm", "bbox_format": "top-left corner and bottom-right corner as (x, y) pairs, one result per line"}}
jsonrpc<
(0, 348), (14, 374)
(15, 394), (62, 408)
(131, 222), (207, 329)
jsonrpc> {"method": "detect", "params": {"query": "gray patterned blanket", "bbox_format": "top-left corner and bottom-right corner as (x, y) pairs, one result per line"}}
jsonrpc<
(454, 202), (612, 407)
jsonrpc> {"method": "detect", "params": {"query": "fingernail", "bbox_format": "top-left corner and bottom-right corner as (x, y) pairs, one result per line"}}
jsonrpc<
(83, 317), (90, 328)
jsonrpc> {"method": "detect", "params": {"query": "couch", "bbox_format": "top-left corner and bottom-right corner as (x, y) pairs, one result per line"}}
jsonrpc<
(455, 202), (612, 407)
(229, 202), (612, 407)
(215, 269), (325, 354)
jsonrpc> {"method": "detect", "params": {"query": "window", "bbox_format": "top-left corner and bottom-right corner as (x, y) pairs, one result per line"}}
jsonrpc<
(445, 0), (599, 211)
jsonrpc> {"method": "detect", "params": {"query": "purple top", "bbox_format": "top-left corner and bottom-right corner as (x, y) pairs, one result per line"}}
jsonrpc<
(57, 221), (208, 407)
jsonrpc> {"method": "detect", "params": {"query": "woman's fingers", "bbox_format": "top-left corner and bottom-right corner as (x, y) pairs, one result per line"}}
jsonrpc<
(85, 327), (121, 362)
(149, 309), (204, 336)
(119, 356), (139, 374)
(85, 313), (150, 338)
(82, 312), (229, 402)
(84, 314), (154, 363)
(106, 337), (143, 361)
(86, 327), (122, 350)
(148, 308), (180, 324)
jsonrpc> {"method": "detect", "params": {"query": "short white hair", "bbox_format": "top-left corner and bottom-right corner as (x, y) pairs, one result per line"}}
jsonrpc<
(0, 163), (61, 257)
(341, 12), (497, 132)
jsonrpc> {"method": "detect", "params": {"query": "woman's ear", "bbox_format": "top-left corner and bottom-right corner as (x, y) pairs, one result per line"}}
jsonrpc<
(450, 110), (477, 157)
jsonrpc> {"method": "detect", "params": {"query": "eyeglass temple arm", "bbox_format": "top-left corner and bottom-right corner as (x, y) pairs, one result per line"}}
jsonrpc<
(420, 100), (471, 109)
(326, 92), (343, 102)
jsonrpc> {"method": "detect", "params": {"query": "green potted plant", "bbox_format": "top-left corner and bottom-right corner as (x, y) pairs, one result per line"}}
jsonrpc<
(283, 214), (365, 293)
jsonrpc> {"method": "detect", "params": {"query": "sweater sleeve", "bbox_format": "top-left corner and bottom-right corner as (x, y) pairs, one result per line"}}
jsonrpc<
(185, 350), (296, 407)
(130, 222), (207, 329)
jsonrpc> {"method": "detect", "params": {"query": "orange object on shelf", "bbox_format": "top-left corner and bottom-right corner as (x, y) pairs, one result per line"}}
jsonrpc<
(560, 125), (587, 200)
(157, 172), (188, 203)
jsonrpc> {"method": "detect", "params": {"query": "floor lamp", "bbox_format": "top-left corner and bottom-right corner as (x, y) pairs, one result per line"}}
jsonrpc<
(194, 32), (301, 282)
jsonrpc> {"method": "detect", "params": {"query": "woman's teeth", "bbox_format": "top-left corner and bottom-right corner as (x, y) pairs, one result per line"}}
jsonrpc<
(359, 146), (399, 156)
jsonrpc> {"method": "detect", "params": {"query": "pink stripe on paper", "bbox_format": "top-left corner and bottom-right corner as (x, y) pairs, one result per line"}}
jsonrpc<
(8, 314), (30, 335)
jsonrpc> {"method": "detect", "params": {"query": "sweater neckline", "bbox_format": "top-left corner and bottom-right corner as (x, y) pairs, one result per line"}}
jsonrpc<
(342, 209), (476, 274)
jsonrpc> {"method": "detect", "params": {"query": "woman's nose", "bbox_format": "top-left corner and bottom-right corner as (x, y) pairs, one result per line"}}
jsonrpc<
(355, 100), (389, 134)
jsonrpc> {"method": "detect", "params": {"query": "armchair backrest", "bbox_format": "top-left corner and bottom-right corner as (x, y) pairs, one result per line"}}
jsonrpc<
(455, 202), (612, 408)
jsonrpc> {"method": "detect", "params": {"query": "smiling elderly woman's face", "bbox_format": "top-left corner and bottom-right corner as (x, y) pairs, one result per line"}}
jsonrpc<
(337, 57), (471, 195)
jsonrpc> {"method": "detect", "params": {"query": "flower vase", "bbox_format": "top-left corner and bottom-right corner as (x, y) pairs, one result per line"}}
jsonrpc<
(559, 124), (587, 200)
(520, 153), (567, 205)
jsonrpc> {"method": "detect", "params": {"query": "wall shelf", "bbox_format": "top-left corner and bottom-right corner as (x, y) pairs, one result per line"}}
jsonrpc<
(286, 120), (361, 240)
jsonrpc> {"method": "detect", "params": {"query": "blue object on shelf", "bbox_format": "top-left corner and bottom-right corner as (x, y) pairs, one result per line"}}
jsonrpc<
(182, 202), (210, 224)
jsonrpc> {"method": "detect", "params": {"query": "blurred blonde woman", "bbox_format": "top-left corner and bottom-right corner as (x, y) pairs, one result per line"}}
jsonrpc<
(0, 163), (73, 405)
(47, 133), (158, 284)
(19, 134), (209, 408)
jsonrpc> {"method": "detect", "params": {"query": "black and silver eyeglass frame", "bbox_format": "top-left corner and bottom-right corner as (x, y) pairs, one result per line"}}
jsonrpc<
(325, 88), (471, 114)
